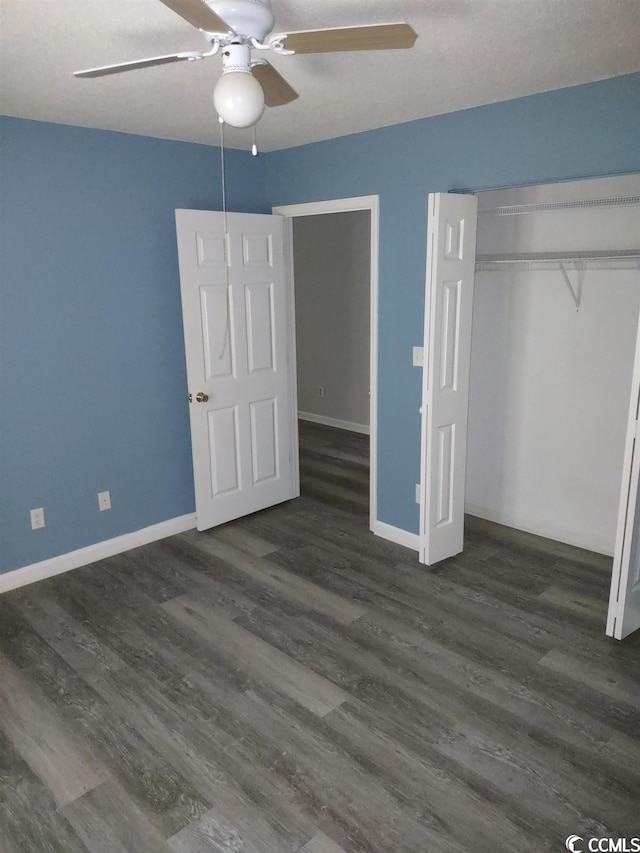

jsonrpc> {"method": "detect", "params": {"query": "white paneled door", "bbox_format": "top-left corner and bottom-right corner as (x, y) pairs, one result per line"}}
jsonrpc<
(607, 313), (640, 639)
(419, 192), (478, 565)
(176, 209), (299, 531)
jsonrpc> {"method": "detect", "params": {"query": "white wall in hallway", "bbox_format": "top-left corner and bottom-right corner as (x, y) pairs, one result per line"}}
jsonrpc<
(293, 211), (371, 431)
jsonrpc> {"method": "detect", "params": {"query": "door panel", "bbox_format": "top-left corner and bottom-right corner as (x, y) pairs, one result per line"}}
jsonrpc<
(245, 282), (275, 372)
(176, 209), (299, 531)
(607, 313), (640, 639)
(201, 285), (234, 378)
(436, 423), (455, 527)
(419, 193), (478, 565)
(250, 398), (278, 484)
(208, 406), (241, 496)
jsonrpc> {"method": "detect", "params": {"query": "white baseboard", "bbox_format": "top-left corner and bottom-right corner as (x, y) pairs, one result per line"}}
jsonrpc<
(464, 503), (613, 557)
(371, 519), (420, 551)
(298, 411), (370, 436)
(0, 513), (197, 594)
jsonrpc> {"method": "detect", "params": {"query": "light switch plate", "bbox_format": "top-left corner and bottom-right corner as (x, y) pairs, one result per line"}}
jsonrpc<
(413, 346), (424, 367)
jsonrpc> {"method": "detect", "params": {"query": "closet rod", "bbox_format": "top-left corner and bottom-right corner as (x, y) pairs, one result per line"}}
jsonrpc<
(476, 249), (640, 270)
(475, 251), (640, 311)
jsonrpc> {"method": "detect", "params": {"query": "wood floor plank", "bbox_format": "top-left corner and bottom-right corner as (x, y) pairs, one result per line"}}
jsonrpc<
(86, 666), (320, 849)
(299, 473), (369, 513)
(109, 538), (258, 623)
(237, 688), (469, 853)
(433, 722), (625, 840)
(302, 830), (349, 853)
(538, 584), (609, 622)
(538, 647), (640, 708)
(464, 514), (613, 571)
(179, 529), (366, 625)
(161, 594), (349, 717)
(11, 592), (126, 679)
(80, 698), (211, 839)
(167, 812), (264, 853)
(62, 779), (172, 853)
(166, 802), (296, 853)
(318, 701), (545, 853)
(0, 726), (91, 853)
(0, 650), (109, 808)
(52, 575), (253, 699)
(212, 524), (282, 558)
(1, 598), (213, 841)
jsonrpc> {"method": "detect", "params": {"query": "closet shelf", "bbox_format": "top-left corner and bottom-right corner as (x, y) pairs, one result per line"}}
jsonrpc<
(478, 195), (640, 217)
(475, 249), (640, 272)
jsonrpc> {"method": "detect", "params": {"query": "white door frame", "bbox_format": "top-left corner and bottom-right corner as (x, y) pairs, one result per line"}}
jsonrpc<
(272, 195), (380, 532)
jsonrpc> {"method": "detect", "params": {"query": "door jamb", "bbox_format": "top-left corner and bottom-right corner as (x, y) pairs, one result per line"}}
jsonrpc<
(272, 195), (379, 532)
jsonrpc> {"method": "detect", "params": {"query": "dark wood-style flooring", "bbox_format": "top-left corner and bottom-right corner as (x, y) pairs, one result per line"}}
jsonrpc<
(1, 420), (639, 852)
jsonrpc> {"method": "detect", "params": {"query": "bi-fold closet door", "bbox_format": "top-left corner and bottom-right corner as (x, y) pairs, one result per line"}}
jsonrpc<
(419, 179), (640, 639)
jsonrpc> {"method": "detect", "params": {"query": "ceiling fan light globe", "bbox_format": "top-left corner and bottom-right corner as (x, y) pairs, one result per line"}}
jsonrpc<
(213, 71), (265, 128)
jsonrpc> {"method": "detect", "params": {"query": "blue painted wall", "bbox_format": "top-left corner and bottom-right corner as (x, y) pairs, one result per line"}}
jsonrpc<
(0, 118), (268, 573)
(264, 73), (640, 534)
(2, 73), (639, 575)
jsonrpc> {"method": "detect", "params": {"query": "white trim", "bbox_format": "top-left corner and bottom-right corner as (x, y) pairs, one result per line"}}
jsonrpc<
(273, 195), (379, 530)
(280, 214), (301, 499)
(0, 514), (197, 594)
(273, 196), (379, 217)
(371, 519), (420, 552)
(464, 504), (614, 557)
(298, 411), (370, 435)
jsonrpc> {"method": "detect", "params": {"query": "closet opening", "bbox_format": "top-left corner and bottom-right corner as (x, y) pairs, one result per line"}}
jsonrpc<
(467, 174), (640, 559)
(465, 174), (640, 636)
(420, 174), (640, 638)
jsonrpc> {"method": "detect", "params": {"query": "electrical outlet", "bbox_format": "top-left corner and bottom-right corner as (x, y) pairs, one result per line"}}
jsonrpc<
(98, 490), (111, 511)
(318, 386), (324, 398)
(30, 507), (45, 529)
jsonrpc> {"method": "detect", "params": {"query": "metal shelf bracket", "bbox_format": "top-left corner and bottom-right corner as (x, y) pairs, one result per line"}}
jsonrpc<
(559, 263), (581, 311)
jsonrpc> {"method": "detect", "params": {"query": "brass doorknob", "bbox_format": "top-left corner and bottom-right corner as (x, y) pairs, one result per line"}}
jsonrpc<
(195, 392), (209, 403)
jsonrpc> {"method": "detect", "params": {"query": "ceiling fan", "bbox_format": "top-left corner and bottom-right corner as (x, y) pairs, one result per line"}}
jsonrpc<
(74, 0), (418, 128)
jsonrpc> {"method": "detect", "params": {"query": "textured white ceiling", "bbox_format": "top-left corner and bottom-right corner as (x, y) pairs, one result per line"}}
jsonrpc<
(1, 0), (639, 152)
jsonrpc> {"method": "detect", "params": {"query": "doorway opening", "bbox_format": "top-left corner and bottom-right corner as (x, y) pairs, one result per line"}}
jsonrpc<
(273, 196), (379, 530)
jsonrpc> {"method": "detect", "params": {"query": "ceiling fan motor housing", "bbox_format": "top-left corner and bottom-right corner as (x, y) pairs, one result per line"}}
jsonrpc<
(220, 42), (253, 73)
(207, 0), (275, 41)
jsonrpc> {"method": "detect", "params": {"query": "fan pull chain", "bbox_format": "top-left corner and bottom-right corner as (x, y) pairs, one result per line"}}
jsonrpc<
(252, 126), (258, 157)
(218, 117), (231, 361)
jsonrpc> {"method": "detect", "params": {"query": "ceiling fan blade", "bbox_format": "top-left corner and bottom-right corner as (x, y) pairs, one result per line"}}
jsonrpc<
(252, 62), (298, 107)
(277, 22), (417, 54)
(73, 51), (202, 78)
(158, 0), (234, 34)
